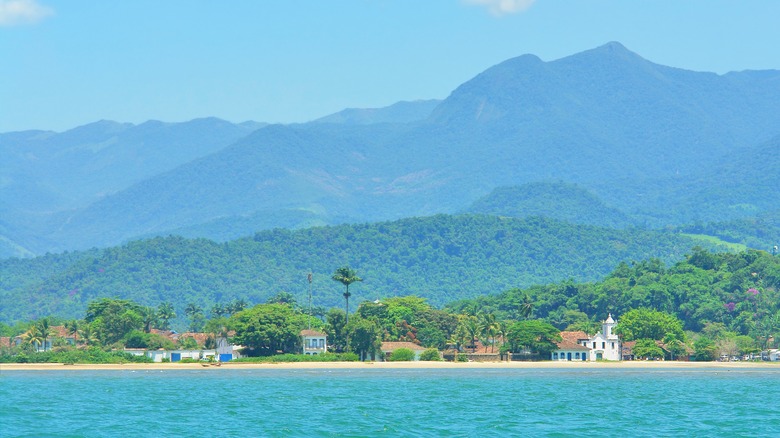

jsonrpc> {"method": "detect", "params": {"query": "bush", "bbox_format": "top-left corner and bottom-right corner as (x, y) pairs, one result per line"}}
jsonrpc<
(231, 353), (359, 363)
(388, 348), (415, 361)
(457, 353), (469, 362)
(419, 348), (441, 361)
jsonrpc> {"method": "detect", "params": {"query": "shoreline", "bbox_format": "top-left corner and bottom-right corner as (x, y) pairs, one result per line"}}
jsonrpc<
(2, 360), (778, 372)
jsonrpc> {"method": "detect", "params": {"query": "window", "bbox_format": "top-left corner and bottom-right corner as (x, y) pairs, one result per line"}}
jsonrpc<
(553, 353), (558, 360)
(575, 352), (580, 359)
(602, 342), (606, 349)
(611, 342), (615, 349)
(318, 339), (325, 348)
(592, 342), (596, 348)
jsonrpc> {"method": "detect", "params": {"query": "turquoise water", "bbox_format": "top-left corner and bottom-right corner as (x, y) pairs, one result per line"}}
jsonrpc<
(2, 367), (779, 437)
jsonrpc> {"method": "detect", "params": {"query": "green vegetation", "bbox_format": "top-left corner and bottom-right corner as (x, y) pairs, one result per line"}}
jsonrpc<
(0, 214), (733, 324)
(2, 249), (778, 364)
(0, 347), (152, 364)
(231, 353), (359, 363)
(448, 248), (779, 350)
(465, 182), (633, 228)
(388, 348), (415, 361)
(419, 348), (442, 361)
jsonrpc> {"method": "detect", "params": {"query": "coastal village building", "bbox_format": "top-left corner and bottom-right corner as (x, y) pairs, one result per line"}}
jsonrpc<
(300, 330), (327, 355)
(379, 341), (427, 361)
(552, 314), (622, 361)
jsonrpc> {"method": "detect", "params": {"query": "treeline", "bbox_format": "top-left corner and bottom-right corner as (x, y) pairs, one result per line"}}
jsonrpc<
(447, 248), (780, 348)
(678, 209), (780, 251)
(0, 214), (731, 324)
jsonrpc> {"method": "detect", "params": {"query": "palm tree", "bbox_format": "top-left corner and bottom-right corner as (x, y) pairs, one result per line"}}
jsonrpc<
(519, 294), (534, 320)
(22, 325), (44, 351)
(332, 266), (362, 324)
(65, 320), (80, 346)
(479, 313), (498, 352)
(463, 318), (480, 352)
(78, 324), (98, 347)
(37, 318), (53, 352)
(139, 307), (158, 333)
(211, 303), (226, 318)
(157, 302), (176, 330)
(185, 303), (203, 318)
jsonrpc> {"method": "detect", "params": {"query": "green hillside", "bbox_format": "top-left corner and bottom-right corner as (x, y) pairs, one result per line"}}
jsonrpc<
(448, 248), (780, 337)
(465, 182), (633, 228)
(0, 214), (733, 324)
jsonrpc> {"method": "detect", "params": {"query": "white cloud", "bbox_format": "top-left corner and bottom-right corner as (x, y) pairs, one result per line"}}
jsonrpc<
(464, 0), (536, 16)
(0, 0), (53, 26)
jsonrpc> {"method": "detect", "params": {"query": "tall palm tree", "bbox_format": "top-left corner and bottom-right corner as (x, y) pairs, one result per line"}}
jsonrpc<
(157, 302), (176, 330)
(332, 266), (362, 324)
(37, 318), (53, 352)
(139, 307), (158, 333)
(463, 318), (480, 352)
(22, 325), (44, 351)
(65, 320), (80, 346)
(185, 303), (203, 318)
(78, 324), (98, 347)
(519, 294), (534, 320)
(479, 313), (498, 352)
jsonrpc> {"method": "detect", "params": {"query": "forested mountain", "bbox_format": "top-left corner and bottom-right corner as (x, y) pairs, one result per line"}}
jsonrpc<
(3, 42), (780, 255)
(0, 214), (732, 324)
(447, 248), (780, 341)
(464, 182), (634, 228)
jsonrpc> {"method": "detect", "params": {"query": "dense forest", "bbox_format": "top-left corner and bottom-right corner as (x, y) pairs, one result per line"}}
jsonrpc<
(447, 248), (780, 347)
(3, 249), (778, 364)
(0, 214), (732, 324)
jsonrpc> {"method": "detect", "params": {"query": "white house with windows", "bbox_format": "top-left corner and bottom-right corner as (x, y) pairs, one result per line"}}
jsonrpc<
(552, 314), (622, 361)
(301, 330), (327, 355)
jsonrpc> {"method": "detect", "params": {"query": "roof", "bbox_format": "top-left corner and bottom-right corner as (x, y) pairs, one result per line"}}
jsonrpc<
(556, 331), (591, 351)
(555, 341), (590, 351)
(300, 330), (326, 337)
(604, 313), (615, 324)
(559, 331), (589, 343)
(381, 341), (426, 352)
(0, 337), (10, 348)
(465, 340), (504, 354)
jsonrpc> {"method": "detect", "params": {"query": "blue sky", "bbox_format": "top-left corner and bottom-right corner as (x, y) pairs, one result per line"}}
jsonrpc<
(2, 0), (778, 132)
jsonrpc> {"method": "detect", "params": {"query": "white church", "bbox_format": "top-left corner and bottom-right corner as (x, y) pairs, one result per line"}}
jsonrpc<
(552, 314), (622, 361)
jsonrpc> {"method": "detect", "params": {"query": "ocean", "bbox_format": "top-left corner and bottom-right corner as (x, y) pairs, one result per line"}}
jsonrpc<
(1, 367), (779, 437)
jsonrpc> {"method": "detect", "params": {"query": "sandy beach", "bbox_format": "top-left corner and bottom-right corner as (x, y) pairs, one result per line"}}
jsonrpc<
(2, 360), (777, 372)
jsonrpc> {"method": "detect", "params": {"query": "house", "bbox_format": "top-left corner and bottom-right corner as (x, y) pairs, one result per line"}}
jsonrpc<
(13, 325), (76, 352)
(769, 349), (780, 361)
(300, 330), (327, 355)
(552, 314), (622, 361)
(379, 341), (427, 361)
(552, 331), (591, 361)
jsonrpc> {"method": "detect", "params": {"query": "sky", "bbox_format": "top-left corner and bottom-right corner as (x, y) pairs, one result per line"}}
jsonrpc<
(1, 0), (779, 132)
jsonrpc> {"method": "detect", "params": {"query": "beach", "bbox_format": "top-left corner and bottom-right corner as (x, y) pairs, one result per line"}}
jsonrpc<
(2, 360), (777, 372)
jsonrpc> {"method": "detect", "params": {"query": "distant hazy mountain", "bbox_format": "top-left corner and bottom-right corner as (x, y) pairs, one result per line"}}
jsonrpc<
(312, 99), (441, 125)
(4, 42), (780, 255)
(0, 118), (262, 256)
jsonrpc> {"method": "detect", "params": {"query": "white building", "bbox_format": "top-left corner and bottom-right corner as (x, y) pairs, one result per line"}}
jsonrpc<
(553, 314), (622, 361)
(301, 330), (327, 355)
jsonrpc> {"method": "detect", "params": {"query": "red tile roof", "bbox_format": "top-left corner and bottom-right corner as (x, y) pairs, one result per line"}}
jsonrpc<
(300, 330), (326, 337)
(556, 331), (591, 351)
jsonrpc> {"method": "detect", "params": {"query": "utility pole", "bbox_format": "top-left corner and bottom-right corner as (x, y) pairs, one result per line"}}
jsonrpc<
(307, 271), (313, 330)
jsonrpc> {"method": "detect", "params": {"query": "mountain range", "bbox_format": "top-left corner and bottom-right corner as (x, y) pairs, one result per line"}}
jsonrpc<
(2, 41), (780, 257)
